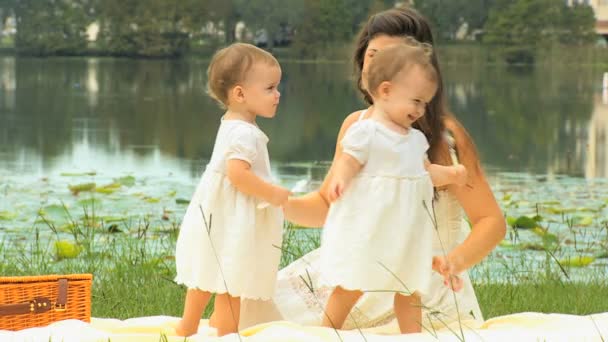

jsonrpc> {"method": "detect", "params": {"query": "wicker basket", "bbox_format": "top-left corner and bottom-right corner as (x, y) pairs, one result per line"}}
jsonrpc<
(0, 274), (92, 331)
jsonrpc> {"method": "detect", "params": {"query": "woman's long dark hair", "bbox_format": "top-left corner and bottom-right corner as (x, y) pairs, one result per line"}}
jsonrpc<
(353, 6), (448, 164)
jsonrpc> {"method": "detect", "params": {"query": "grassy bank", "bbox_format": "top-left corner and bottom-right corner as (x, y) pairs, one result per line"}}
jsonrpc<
(476, 281), (608, 319)
(1, 222), (606, 321)
(269, 43), (608, 67)
(3, 41), (608, 67)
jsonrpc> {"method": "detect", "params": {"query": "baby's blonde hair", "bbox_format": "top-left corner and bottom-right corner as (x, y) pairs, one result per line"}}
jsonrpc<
(207, 43), (279, 107)
(366, 37), (437, 97)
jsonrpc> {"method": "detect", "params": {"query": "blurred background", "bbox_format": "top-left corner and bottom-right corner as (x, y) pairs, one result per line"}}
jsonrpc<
(0, 0), (607, 178)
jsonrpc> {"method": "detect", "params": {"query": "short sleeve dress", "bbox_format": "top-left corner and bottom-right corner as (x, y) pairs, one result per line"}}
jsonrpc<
(319, 119), (435, 295)
(175, 119), (283, 300)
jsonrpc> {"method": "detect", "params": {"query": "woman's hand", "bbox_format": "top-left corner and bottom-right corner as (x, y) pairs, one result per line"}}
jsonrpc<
(452, 164), (468, 186)
(432, 255), (463, 292)
(269, 186), (291, 207)
(328, 177), (346, 202)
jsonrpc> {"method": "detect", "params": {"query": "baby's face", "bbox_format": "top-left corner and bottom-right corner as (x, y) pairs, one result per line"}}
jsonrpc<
(241, 63), (282, 118)
(383, 65), (436, 129)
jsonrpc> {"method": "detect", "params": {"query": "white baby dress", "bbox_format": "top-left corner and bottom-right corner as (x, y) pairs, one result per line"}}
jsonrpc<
(175, 119), (283, 300)
(320, 118), (435, 295)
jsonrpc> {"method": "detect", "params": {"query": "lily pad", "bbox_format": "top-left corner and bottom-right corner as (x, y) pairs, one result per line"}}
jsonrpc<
(499, 241), (516, 248)
(55, 240), (82, 259)
(95, 183), (121, 194)
(114, 176), (135, 187)
(546, 207), (577, 215)
(100, 216), (128, 223)
(541, 233), (559, 247)
(519, 243), (546, 251)
(0, 211), (17, 221)
(57, 223), (77, 233)
(506, 216), (517, 227)
(77, 198), (102, 208)
(175, 198), (189, 205)
(68, 183), (96, 195)
(38, 204), (70, 223)
(60, 171), (96, 177)
(558, 256), (595, 267)
(573, 215), (594, 227)
(513, 216), (539, 229)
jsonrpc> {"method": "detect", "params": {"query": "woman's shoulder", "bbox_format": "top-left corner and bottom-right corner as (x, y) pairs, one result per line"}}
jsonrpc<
(337, 109), (368, 137)
(344, 109), (366, 126)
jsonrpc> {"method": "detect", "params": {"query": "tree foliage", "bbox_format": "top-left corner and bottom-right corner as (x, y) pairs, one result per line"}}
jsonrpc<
(483, 0), (597, 63)
(0, 0), (599, 58)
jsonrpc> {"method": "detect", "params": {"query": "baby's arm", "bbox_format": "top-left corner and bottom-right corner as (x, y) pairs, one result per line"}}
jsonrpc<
(227, 159), (290, 207)
(425, 160), (467, 187)
(327, 153), (363, 202)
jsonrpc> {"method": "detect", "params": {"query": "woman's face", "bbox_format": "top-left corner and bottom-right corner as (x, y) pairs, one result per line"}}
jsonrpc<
(361, 34), (409, 91)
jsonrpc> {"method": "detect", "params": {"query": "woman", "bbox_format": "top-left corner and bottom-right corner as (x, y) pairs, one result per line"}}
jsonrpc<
(236, 6), (506, 333)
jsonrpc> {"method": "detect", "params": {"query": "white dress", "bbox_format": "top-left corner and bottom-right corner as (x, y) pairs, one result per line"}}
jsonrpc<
(318, 119), (435, 295)
(238, 194), (484, 332)
(238, 111), (484, 331)
(174, 119), (283, 300)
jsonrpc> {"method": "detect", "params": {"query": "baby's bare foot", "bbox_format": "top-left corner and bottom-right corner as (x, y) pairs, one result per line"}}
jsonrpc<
(174, 320), (198, 337)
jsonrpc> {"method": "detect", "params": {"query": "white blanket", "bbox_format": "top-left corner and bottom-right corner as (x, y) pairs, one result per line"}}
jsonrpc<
(1, 312), (606, 341)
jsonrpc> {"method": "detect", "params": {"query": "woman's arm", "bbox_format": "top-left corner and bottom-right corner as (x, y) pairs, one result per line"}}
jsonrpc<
(227, 159), (290, 206)
(444, 119), (507, 274)
(283, 110), (365, 227)
(327, 154), (363, 202)
(425, 161), (467, 187)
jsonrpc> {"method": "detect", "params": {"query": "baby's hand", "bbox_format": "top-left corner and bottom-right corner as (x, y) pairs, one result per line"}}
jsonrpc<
(452, 164), (468, 186)
(432, 255), (463, 292)
(328, 178), (346, 202)
(269, 186), (291, 207)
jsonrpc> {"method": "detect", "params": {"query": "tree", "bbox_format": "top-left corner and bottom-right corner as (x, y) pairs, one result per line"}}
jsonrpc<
(290, 0), (361, 57)
(483, 0), (596, 63)
(560, 3), (596, 45)
(235, 0), (303, 48)
(0, 0), (17, 34)
(12, 0), (92, 56)
(95, 0), (191, 57)
(413, 0), (498, 41)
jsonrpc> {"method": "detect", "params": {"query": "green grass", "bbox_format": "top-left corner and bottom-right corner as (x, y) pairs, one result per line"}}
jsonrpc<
(1, 208), (606, 322)
(476, 281), (608, 319)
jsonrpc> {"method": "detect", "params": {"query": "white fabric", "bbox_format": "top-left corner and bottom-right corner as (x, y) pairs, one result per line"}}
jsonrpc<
(238, 110), (482, 330)
(2, 312), (607, 341)
(174, 119), (283, 300)
(319, 118), (435, 295)
(242, 191), (482, 331)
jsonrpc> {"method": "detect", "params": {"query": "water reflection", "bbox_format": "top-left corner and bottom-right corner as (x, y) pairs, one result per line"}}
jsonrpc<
(585, 90), (608, 178)
(86, 59), (99, 108)
(0, 56), (606, 179)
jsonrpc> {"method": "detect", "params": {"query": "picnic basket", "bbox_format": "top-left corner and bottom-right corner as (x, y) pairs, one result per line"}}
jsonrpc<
(0, 274), (93, 331)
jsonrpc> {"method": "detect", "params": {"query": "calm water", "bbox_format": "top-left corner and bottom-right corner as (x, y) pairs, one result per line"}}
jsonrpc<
(1, 56), (607, 280)
(0, 56), (606, 179)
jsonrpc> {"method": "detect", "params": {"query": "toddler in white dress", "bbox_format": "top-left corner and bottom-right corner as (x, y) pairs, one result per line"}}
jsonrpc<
(174, 43), (289, 337)
(319, 39), (467, 334)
